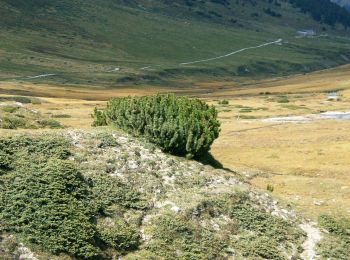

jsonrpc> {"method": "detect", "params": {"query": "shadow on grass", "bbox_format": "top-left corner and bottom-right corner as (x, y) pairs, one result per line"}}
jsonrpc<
(195, 152), (235, 172)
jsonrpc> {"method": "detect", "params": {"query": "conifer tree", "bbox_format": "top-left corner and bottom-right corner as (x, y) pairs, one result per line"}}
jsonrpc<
(93, 94), (221, 158)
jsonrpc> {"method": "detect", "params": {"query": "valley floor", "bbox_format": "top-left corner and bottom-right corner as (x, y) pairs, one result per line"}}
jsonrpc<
(1, 65), (350, 220)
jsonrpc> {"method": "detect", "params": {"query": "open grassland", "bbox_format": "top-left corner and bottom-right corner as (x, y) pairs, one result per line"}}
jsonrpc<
(212, 119), (350, 219)
(1, 65), (350, 220)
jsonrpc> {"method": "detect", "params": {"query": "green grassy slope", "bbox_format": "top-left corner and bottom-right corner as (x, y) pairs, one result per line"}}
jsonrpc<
(0, 0), (350, 86)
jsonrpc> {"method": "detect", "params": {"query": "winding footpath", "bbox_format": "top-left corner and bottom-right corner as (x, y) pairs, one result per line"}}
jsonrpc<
(180, 39), (282, 65)
(140, 38), (283, 70)
(8, 39), (283, 79)
(26, 74), (56, 79)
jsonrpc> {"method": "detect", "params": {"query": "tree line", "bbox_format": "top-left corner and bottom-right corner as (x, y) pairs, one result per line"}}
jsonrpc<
(290, 0), (350, 28)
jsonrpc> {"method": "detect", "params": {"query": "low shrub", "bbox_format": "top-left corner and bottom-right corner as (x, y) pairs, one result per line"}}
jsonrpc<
(38, 119), (63, 129)
(97, 218), (140, 253)
(1, 159), (99, 258)
(0, 136), (99, 258)
(146, 213), (226, 259)
(97, 132), (119, 148)
(0, 135), (145, 258)
(1, 106), (19, 113)
(51, 114), (72, 118)
(0, 135), (71, 160)
(239, 108), (253, 113)
(317, 237), (349, 260)
(0, 96), (31, 103)
(0, 150), (12, 174)
(319, 214), (350, 240)
(267, 184), (274, 192)
(92, 107), (107, 126)
(92, 94), (220, 158)
(12, 96), (32, 104)
(0, 107), (65, 130)
(317, 214), (350, 259)
(0, 116), (27, 129)
(189, 192), (304, 257)
(234, 234), (284, 260)
(218, 99), (229, 105)
(88, 174), (149, 213)
(276, 95), (290, 103)
(228, 193), (303, 243)
(239, 115), (257, 120)
(144, 193), (304, 259)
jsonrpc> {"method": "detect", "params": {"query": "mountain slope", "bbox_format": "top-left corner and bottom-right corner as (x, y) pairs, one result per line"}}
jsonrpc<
(0, 0), (350, 86)
(1, 129), (348, 259)
(0, 129), (313, 259)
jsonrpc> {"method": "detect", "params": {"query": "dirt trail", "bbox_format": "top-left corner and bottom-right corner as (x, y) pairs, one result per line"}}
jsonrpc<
(26, 74), (56, 79)
(140, 39), (283, 69)
(180, 39), (282, 65)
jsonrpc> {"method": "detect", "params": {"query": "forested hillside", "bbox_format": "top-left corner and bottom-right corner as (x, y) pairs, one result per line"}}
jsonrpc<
(291, 0), (350, 27)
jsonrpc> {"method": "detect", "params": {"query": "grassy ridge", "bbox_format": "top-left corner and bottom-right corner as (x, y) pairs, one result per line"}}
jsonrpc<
(0, 130), (307, 259)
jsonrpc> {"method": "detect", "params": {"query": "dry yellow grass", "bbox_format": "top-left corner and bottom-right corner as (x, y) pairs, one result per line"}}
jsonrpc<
(212, 119), (350, 219)
(1, 65), (350, 219)
(207, 66), (350, 219)
(196, 64), (350, 98)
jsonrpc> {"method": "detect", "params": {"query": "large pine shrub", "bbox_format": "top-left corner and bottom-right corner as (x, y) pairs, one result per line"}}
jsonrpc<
(93, 94), (220, 158)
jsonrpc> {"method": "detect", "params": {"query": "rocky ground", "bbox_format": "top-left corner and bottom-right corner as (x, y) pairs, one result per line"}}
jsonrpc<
(0, 128), (332, 259)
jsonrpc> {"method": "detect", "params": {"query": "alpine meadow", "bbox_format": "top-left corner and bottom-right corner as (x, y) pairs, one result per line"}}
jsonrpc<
(0, 0), (350, 259)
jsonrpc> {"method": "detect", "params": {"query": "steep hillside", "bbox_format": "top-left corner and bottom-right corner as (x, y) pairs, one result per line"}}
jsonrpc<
(0, 0), (350, 86)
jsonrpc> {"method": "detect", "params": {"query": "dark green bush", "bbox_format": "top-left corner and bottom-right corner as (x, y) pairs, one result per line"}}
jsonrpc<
(1, 159), (99, 258)
(97, 132), (119, 148)
(92, 94), (220, 158)
(228, 193), (303, 243)
(0, 150), (12, 174)
(0, 108), (64, 130)
(317, 237), (349, 260)
(146, 213), (226, 259)
(0, 116), (27, 129)
(37, 119), (63, 129)
(186, 192), (304, 258)
(97, 218), (141, 253)
(319, 214), (350, 241)
(277, 95), (290, 103)
(88, 174), (148, 214)
(92, 107), (107, 126)
(267, 184), (274, 192)
(0, 136), (99, 258)
(51, 114), (72, 118)
(218, 99), (229, 105)
(235, 234), (284, 260)
(1, 106), (19, 113)
(0, 135), (146, 258)
(0, 135), (71, 160)
(12, 96), (32, 104)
